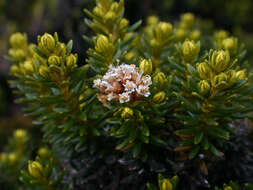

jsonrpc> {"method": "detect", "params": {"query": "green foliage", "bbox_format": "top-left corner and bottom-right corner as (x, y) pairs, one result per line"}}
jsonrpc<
(5, 0), (253, 189)
(0, 129), (30, 189)
(215, 181), (253, 190)
(147, 174), (179, 190)
(148, 175), (253, 190)
(20, 156), (65, 190)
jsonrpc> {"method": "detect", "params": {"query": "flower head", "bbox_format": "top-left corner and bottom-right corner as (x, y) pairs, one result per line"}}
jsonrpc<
(93, 64), (152, 105)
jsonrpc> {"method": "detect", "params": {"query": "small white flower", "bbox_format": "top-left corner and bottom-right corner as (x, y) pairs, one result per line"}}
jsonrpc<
(93, 79), (102, 88)
(107, 92), (115, 101)
(93, 63), (152, 105)
(142, 75), (152, 86)
(137, 85), (150, 97)
(124, 80), (137, 93)
(119, 92), (131, 103)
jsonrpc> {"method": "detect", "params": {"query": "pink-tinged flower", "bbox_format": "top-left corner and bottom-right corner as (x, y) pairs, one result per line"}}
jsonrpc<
(93, 63), (152, 105)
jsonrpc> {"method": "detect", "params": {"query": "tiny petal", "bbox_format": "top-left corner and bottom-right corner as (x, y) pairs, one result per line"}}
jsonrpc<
(119, 92), (130, 103)
(124, 80), (137, 93)
(142, 75), (152, 86)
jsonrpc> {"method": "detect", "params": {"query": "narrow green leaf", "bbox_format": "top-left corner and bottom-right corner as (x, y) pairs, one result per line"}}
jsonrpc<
(66, 40), (73, 55)
(194, 131), (204, 144)
(210, 144), (223, 157)
(189, 146), (200, 159)
(127, 20), (142, 32)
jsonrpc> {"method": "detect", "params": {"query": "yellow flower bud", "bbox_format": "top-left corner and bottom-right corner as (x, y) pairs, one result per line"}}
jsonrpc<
(38, 147), (50, 158)
(175, 29), (186, 40)
(96, 35), (109, 51)
(124, 52), (135, 60)
(14, 129), (27, 142)
(222, 37), (238, 54)
(153, 91), (166, 104)
(55, 43), (67, 57)
(48, 55), (61, 65)
(23, 61), (34, 74)
(121, 107), (133, 119)
(147, 15), (159, 25)
(150, 39), (159, 48)
(226, 70), (237, 85)
(119, 18), (129, 30)
(28, 160), (44, 179)
(39, 65), (50, 78)
(39, 33), (56, 52)
(161, 179), (173, 190)
(110, 2), (119, 12)
(182, 40), (200, 63)
(28, 44), (36, 56)
(9, 49), (26, 61)
(155, 22), (173, 41)
(190, 30), (201, 41)
(214, 72), (228, 87)
(9, 33), (27, 49)
(105, 11), (116, 21)
(0, 153), (7, 163)
(181, 13), (195, 29)
(235, 70), (246, 80)
(10, 65), (19, 75)
(224, 187), (233, 190)
(8, 152), (18, 164)
(66, 54), (78, 69)
(197, 61), (212, 80)
(210, 50), (230, 73)
(153, 72), (167, 87)
(198, 80), (210, 95)
(95, 35), (114, 54)
(215, 30), (228, 42)
(139, 59), (152, 74)
(93, 7), (103, 17)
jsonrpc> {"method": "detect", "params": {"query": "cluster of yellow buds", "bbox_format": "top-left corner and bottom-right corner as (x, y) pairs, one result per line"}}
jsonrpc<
(0, 129), (30, 169)
(36, 33), (78, 80)
(148, 21), (173, 48)
(154, 22), (173, 44)
(90, 0), (127, 37)
(9, 33), (37, 76)
(181, 40), (200, 63)
(143, 15), (173, 68)
(180, 13), (195, 30)
(0, 152), (18, 165)
(197, 49), (247, 95)
(214, 30), (238, 54)
(175, 13), (201, 41)
(144, 15), (159, 37)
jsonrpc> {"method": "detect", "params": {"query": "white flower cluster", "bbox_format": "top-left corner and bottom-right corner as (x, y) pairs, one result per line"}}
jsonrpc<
(93, 64), (152, 105)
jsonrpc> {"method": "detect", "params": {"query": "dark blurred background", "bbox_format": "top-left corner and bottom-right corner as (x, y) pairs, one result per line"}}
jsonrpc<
(0, 0), (253, 135)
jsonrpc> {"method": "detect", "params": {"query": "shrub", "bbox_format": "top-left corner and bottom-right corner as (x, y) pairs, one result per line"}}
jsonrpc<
(6, 0), (253, 189)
